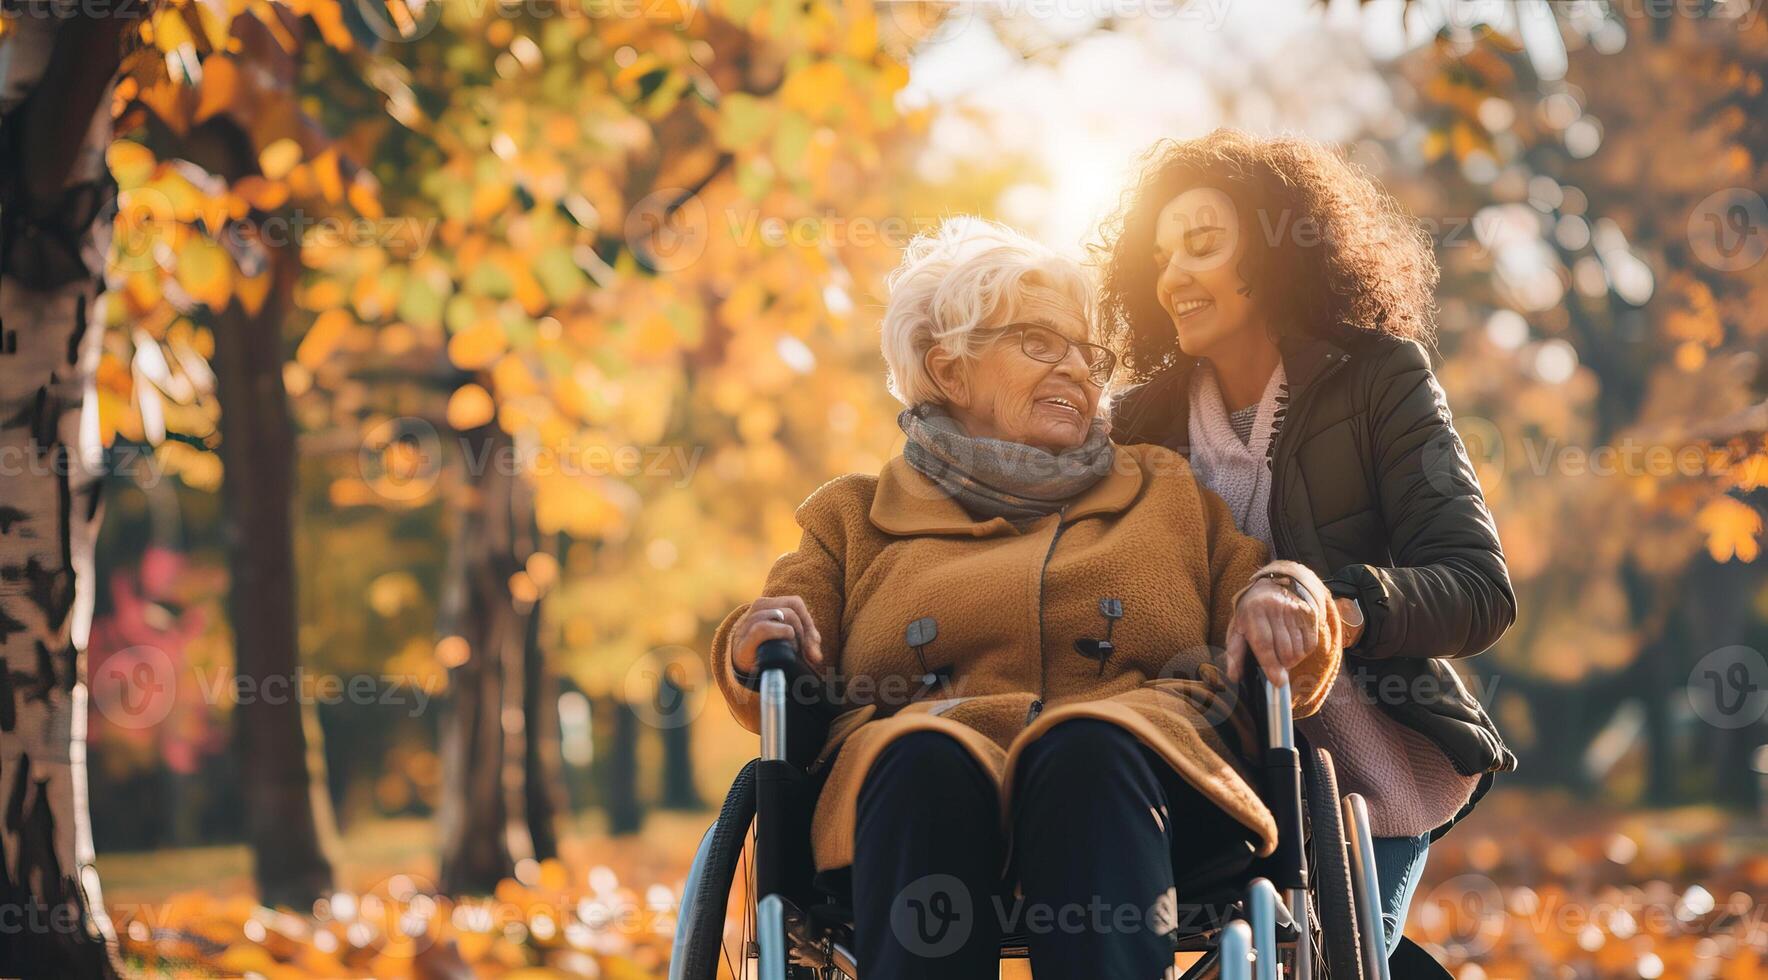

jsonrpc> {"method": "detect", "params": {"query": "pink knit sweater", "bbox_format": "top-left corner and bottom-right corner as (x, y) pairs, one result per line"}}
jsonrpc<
(1187, 362), (1478, 838)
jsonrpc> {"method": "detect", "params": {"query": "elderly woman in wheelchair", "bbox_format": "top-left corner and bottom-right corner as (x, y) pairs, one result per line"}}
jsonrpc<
(686, 218), (1390, 980)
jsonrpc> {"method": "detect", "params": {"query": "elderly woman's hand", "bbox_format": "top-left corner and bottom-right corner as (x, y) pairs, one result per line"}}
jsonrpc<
(730, 596), (825, 676)
(1224, 577), (1319, 687)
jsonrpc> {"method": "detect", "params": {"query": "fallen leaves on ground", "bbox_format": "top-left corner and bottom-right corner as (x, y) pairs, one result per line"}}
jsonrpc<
(111, 793), (1765, 978)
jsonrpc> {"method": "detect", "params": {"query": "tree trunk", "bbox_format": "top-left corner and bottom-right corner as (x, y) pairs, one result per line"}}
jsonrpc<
(437, 425), (537, 894)
(522, 606), (568, 860)
(211, 229), (340, 910)
(659, 670), (703, 810)
(0, 9), (130, 977)
(600, 698), (645, 836)
(1682, 558), (1762, 810)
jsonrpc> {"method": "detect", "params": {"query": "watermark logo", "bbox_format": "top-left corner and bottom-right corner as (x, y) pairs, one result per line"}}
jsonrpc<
(359, 416), (445, 502)
(891, 873), (974, 957)
(625, 188), (710, 273)
(1417, 873), (1507, 958)
(354, 0), (448, 43)
(1687, 188), (1768, 272)
(1685, 645), (1767, 730)
(91, 645), (176, 730)
(624, 645), (707, 729)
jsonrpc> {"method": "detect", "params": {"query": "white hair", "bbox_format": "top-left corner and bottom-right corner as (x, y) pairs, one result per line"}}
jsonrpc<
(879, 216), (1097, 407)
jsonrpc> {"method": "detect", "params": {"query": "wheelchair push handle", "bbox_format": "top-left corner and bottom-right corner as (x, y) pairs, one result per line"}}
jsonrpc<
(737, 637), (821, 693)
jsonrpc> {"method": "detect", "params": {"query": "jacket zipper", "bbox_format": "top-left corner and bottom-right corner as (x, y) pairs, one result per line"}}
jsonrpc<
(1028, 506), (1067, 725)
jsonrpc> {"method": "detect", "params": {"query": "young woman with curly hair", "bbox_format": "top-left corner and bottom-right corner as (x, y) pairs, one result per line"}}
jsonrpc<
(1100, 129), (1518, 959)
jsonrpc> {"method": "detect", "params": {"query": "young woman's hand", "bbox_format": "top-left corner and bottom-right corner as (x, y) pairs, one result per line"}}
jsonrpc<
(729, 596), (824, 676)
(1224, 578), (1319, 687)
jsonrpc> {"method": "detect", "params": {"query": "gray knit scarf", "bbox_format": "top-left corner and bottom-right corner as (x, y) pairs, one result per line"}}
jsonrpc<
(897, 403), (1115, 522)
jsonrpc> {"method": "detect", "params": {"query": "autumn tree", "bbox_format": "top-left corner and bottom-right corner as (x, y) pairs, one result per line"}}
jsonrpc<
(0, 3), (134, 975)
(1373, 5), (1767, 803)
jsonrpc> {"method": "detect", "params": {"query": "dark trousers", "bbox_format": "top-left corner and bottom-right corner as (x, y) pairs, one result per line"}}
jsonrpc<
(850, 719), (1253, 980)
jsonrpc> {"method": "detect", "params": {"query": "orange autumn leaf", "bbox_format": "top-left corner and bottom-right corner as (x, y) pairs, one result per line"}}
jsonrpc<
(447, 383), (497, 430)
(447, 321), (507, 371)
(1696, 497), (1762, 562)
(296, 309), (353, 369)
(259, 138), (302, 181)
(194, 53), (238, 123)
(234, 267), (272, 316)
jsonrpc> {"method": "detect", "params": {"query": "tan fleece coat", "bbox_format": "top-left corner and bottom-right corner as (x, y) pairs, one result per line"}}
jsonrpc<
(711, 442), (1342, 875)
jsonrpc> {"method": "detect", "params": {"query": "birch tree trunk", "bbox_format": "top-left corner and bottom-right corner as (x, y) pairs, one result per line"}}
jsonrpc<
(0, 7), (127, 976)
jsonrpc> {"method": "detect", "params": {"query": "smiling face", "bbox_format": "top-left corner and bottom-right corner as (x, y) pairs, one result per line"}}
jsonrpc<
(925, 284), (1102, 453)
(1153, 186), (1261, 358)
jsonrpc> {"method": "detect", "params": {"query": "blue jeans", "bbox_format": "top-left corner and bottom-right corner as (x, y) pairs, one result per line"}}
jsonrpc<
(1369, 833), (1430, 954)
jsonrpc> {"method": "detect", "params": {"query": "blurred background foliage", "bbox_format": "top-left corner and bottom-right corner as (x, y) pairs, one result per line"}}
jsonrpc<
(1, 0), (1763, 975)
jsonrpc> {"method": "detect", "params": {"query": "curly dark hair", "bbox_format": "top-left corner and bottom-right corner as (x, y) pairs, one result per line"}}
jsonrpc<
(1091, 129), (1440, 380)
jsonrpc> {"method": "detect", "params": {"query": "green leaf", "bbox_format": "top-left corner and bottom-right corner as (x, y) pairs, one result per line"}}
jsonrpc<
(535, 247), (586, 305)
(717, 93), (772, 152)
(464, 260), (513, 298)
(736, 156), (772, 201)
(772, 111), (812, 179)
(398, 276), (445, 330)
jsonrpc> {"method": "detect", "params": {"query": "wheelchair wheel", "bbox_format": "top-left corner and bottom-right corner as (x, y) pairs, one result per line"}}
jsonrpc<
(1305, 746), (1365, 979)
(673, 760), (757, 980)
(670, 761), (830, 980)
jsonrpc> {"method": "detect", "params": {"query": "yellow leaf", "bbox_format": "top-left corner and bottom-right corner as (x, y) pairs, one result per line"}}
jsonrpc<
(781, 61), (845, 120)
(107, 141), (158, 190)
(447, 383), (497, 430)
(176, 237), (233, 309)
(297, 309), (352, 369)
(122, 271), (162, 313)
(470, 180), (513, 222)
(308, 0), (356, 50)
(193, 54), (237, 123)
(233, 175), (290, 211)
(234, 268), (271, 316)
(1697, 497), (1762, 562)
(259, 138), (302, 181)
(448, 321), (507, 371)
(312, 148), (344, 203)
(151, 7), (194, 53)
(348, 175), (385, 220)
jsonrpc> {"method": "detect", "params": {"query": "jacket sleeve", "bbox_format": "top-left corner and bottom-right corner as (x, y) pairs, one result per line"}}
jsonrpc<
(1325, 340), (1517, 660)
(1200, 485), (1342, 718)
(710, 493), (849, 733)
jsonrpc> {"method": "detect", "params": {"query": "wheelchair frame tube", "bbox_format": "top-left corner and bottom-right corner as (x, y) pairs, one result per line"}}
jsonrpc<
(1248, 878), (1279, 980)
(761, 668), (786, 762)
(1259, 675), (1310, 980)
(757, 894), (787, 980)
(1290, 885), (1311, 980)
(1219, 919), (1254, 980)
(1264, 677), (1294, 750)
(1343, 793), (1392, 980)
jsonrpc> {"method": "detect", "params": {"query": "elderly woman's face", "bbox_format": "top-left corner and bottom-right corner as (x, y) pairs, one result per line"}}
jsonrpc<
(928, 287), (1103, 452)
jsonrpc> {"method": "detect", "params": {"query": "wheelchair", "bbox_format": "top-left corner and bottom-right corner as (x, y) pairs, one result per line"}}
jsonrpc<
(670, 638), (1399, 979)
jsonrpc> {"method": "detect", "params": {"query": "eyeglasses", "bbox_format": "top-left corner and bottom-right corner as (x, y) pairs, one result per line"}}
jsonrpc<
(991, 322), (1117, 386)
